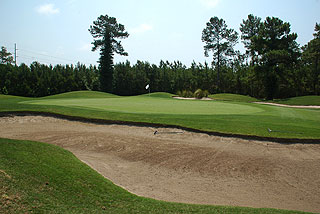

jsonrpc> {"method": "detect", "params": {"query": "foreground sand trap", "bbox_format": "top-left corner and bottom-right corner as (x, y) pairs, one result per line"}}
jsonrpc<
(0, 116), (320, 213)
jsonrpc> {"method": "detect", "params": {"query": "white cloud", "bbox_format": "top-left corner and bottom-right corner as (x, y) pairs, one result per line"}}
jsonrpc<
(36, 3), (60, 15)
(130, 24), (153, 35)
(200, 0), (220, 8)
(67, 0), (77, 5)
(79, 43), (92, 52)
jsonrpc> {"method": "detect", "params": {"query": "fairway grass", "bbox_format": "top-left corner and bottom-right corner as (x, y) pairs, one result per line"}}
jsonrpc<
(1, 91), (320, 140)
(209, 93), (260, 102)
(272, 96), (320, 106)
(0, 138), (312, 214)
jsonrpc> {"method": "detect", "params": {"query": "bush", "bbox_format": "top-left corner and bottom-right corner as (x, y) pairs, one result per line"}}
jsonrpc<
(177, 90), (194, 98)
(194, 89), (209, 99)
(182, 90), (194, 98)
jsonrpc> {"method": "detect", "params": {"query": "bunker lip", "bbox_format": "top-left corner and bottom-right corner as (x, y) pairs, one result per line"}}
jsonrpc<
(0, 111), (319, 144)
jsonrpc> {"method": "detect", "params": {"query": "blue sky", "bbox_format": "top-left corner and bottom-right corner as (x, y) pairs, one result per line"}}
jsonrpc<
(1, 0), (319, 66)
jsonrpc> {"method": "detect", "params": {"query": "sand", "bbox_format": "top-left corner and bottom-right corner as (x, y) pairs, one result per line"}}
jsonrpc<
(0, 115), (319, 213)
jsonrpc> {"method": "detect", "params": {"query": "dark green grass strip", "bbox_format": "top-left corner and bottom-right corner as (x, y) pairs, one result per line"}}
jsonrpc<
(0, 138), (311, 214)
(209, 93), (260, 102)
(272, 96), (320, 106)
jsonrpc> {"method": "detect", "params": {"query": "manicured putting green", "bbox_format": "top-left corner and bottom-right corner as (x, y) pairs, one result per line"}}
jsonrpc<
(24, 96), (264, 115)
(2, 91), (320, 139)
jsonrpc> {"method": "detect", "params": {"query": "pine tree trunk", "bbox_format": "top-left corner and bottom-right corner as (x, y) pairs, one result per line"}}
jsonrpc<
(217, 41), (220, 92)
(99, 31), (114, 93)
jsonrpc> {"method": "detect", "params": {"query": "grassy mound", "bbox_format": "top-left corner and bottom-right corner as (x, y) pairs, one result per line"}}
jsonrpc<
(209, 93), (260, 102)
(0, 138), (309, 214)
(40, 91), (119, 99)
(272, 96), (320, 106)
(1, 91), (320, 139)
(139, 92), (175, 98)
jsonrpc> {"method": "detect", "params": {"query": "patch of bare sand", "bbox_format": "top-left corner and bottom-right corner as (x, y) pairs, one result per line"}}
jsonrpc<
(0, 115), (319, 213)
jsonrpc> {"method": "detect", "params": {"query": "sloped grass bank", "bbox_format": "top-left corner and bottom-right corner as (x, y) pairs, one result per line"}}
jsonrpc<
(1, 91), (320, 140)
(209, 93), (260, 102)
(0, 138), (311, 214)
(272, 96), (320, 106)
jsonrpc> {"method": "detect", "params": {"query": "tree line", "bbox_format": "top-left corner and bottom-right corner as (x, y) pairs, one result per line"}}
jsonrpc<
(1, 14), (319, 99)
(0, 62), (99, 97)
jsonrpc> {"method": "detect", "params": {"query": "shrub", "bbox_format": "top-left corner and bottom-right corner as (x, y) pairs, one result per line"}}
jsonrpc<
(194, 89), (209, 99)
(182, 90), (194, 98)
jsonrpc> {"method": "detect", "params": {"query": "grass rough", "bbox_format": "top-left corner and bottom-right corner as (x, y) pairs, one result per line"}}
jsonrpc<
(0, 138), (312, 214)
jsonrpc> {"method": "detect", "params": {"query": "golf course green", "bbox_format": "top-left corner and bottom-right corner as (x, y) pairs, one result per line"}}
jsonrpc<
(1, 91), (320, 140)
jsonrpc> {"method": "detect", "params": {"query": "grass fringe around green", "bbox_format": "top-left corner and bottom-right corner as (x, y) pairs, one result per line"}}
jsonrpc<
(1, 91), (320, 140)
(272, 96), (320, 106)
(0, 138), (312, 214)
(209, 93), (260, 102)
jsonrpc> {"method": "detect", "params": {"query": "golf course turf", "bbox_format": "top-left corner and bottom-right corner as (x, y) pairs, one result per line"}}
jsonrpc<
(0, 138), (313, 214)
(1, 91), (320, 213)
(0, 91), (319, 141)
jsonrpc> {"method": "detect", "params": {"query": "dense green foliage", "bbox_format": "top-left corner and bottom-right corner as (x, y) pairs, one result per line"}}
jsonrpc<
(0, 46), (14, 64)
(202, 16), (238, 90)
(89, 14), (129, 93)
(1, 91), (320, 139)
(0, 62), (100, 97)
(1, 138), (310, 214)
(1, 16), (319, 99)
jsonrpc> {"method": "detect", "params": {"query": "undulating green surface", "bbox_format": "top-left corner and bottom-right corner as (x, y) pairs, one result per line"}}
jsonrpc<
(0, 138), (311, 214)
(40, 90), (119, 99)
(1, 91), (320, 139)
(209, 93), (260, 102)
(272, 96), (320, 106)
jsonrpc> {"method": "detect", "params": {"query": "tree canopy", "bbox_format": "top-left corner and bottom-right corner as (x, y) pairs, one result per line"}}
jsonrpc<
(0, 46), (14, 65)
(202, 17), (238, 91)
(89, 14), (129, 92)
(1, 15), (319, 99)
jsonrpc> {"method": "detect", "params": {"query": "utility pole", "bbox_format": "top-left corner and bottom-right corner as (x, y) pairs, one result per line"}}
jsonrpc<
(14, 43), (17, 66)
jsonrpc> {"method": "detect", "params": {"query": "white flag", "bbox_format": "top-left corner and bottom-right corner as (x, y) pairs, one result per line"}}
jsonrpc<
(145, 84), (149, 90)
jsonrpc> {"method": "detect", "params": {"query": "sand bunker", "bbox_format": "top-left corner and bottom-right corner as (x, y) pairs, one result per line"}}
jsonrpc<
(0, 115), (319, 213)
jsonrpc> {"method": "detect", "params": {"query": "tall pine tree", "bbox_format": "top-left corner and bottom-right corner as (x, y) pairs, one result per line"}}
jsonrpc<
(202, 17), (238, 91)
(89, 15), (129, 93)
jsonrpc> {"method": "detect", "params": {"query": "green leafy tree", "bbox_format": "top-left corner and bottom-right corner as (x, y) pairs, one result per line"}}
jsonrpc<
(240, 14), (262, 65)
(202, 17), (238, 91)
(89, 14), (129, 92)
(253, 17), (300, 99)
(302, 23), (320, 94)
(0, 46), (14, 64)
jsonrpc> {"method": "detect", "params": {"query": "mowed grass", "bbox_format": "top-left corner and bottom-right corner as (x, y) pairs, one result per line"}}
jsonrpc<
(272, 96), (320, 106)
(0, 138), (311, 214)
(209, 93), (260, 102)
(1, 91), (320, 139)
